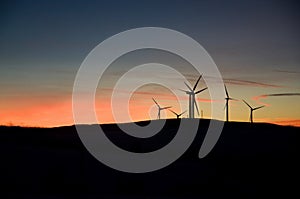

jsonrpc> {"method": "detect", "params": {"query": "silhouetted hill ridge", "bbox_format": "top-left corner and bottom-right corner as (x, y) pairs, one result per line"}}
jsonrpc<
(0, 119), (299, 198)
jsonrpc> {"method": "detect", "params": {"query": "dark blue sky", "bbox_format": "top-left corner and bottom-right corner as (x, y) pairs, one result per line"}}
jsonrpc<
(1, 0), (299, 70)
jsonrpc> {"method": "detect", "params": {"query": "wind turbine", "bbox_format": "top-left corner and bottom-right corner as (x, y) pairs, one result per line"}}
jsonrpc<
(180, 75), (207, 118)
(152, 98), (172, 119)
(243, 100), (265, 123)
(224, 85), (237, 122)
(169, 109), (187, 119)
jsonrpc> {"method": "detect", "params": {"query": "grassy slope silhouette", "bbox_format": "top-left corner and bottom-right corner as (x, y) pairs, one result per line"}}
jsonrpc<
(0, 119), (299, 198)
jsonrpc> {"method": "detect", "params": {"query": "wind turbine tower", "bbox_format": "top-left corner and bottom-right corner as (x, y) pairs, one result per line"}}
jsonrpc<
(152, 98), (172, 119)
(224, 85), (237, 122)
(243, 100), (265, 123)
(180, 75), (207, 118)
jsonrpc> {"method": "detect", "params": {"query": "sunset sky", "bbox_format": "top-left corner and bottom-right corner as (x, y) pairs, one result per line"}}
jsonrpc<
(1, 0), (300, 127)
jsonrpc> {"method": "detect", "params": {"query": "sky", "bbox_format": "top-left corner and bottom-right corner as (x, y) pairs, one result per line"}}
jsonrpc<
(0, 0), (300, 127)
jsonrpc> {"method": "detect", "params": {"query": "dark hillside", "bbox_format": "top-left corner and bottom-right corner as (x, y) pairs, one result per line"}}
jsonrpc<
(0, 119), (299, 198)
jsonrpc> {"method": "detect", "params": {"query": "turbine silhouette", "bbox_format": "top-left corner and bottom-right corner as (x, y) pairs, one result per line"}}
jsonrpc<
(243, 100), (265, 123)
(169, 109), (187, 119)
(180, 75), (207, 118)
(224, 85), (237, 122)
(152, 98), (172, 119)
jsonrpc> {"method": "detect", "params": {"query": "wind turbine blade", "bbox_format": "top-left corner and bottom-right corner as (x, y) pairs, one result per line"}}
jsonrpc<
(195, 87), (208, 94)
(193, 75), (202, 91)
(243, 100), (252, 109)
(178, 89), (189, 93)
(194, 99), (200, 116)
(254, 105), (265, 110)
(179, 110), (187, 116)
(224, 84), (229, 98)
(229, 98), (238, 101)
(184, 82), (193, 91)
(169, 109), (178, 116)
(152, 98), (159, 106)
(161, 106), (172, 110)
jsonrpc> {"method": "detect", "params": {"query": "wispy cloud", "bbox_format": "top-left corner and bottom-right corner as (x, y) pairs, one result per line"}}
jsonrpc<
(258, 93), (300, 97)
(98, 88), (215, 103)
(274, 70), (300, 74)
(224, 78), (283, 88)
(191, 75), (284, 88)
(252, 93), (300, 106)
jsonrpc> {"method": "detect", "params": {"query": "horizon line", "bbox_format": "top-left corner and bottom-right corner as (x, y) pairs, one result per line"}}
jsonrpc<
(1, 118), (299, 129)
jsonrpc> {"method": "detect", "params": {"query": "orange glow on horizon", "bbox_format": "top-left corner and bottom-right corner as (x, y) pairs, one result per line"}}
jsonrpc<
(1, 94), (299, 127)
(1, 84), (299, 128)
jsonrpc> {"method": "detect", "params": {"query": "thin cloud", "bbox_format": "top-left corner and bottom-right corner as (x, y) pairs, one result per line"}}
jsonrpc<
(274, 70), (300, 74)
(261, 93), (300, 97)
(98, 88), (215, 103)
(224, 78), (283, 88)
(197, 75), (283, 88)
(253, 93), (300, 106)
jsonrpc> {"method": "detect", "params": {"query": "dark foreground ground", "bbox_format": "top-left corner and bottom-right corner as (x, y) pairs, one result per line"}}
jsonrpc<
(0, 119), (299, 198)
